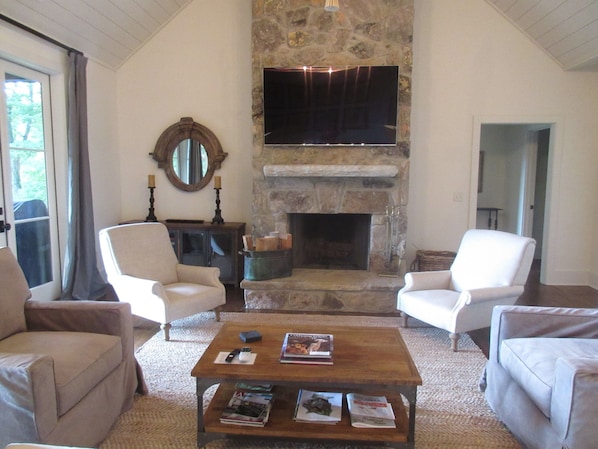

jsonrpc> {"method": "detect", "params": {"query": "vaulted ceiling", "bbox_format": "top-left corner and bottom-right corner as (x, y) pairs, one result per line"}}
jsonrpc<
(486, 0), (598, 71)
(0, 0), (192, 70)
(1, 0), (597, 71)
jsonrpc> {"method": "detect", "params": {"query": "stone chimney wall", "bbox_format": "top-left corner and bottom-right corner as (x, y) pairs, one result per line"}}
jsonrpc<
(251, 0), (413, 273)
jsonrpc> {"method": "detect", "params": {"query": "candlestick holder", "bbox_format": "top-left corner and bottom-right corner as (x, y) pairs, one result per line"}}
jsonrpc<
(211, 187), (224, 224)
(145, 186), (158, 222)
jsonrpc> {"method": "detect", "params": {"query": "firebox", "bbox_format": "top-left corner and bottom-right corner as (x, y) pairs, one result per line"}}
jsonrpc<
(288, 213), (371, 270)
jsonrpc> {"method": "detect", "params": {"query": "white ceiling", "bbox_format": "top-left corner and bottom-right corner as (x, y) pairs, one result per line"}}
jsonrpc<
(1, 0), (598, 71)
(485, 0), (598, 71)
(0, 0), (192, 69)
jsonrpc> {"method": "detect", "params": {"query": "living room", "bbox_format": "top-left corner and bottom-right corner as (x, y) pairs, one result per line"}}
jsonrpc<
(1, 1), (598, 448)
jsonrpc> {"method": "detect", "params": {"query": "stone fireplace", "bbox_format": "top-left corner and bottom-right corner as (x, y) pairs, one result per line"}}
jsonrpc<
(243, 0), (413, 313)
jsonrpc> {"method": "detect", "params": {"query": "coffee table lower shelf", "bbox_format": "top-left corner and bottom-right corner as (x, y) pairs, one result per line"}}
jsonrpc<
(199, 382), (411, 448)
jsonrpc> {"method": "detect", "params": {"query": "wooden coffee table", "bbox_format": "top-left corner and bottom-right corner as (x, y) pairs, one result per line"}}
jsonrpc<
(191, 322), (421, 448)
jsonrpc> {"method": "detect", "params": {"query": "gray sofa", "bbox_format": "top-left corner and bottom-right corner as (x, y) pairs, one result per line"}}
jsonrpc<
(483, 305), (598, 449)
(0, 247), (145, 447)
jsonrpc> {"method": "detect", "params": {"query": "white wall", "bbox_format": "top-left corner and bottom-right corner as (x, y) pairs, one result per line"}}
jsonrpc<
(110, 0), (597, 287)
(409, 0), (598, 286)
(86, 62), (120, 233)
(116, 0), (253, 226)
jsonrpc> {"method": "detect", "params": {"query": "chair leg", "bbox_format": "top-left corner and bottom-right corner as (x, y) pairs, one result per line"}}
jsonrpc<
(449, 332), (460, 352)
(401, 313), (409, 328)
(215, 308), (221, 322)
(161, 323), (171, 341)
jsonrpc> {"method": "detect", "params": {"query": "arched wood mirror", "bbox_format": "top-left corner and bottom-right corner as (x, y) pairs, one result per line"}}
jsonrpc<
(151, 117), (228, 191)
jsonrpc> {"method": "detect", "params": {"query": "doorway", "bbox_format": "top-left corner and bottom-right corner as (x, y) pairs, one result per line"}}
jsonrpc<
(0, 58), (61, 300)
(472, 120), (554, 282)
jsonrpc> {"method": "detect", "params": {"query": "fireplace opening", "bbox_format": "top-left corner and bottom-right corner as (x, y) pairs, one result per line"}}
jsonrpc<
(289, 213), (371, 270)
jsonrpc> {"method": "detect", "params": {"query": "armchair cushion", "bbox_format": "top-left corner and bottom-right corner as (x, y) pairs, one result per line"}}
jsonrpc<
(101, 222), (179, 286)
(399, 289), (460, 330)
(500, 337), (598, 419)
(0, 331), (122, 416)
(450, 229), (533, 291)
(0, 248), (31, 340)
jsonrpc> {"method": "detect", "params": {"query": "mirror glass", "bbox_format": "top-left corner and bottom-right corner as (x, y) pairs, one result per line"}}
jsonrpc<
(152, 117), (228, 192)
(172, 139), (209, 184)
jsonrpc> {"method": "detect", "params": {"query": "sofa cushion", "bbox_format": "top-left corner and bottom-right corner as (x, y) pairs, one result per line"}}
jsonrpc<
(500, 337), (598, 418)
(0, 331), (122, 416)
(0, 247), (31, 340)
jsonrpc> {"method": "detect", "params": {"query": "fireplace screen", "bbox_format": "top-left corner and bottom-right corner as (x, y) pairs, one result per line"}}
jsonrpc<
(289, 213), (371, 270)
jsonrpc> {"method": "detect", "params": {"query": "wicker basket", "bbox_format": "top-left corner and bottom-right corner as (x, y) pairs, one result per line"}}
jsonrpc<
(411, 250), (457, 272)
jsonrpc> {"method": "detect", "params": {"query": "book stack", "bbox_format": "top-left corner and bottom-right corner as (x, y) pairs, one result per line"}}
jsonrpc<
(279, 332), (334, 365)
(346, 393), (396, 428)
(220, 390), (275, 427)
(293, 389), (342, 424)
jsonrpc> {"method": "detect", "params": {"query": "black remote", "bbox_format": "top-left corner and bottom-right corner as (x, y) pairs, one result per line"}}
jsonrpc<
(225, 348), (241, 363)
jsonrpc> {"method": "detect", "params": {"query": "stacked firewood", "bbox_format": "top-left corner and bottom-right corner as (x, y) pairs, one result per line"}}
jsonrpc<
(242, 233), (292, 251)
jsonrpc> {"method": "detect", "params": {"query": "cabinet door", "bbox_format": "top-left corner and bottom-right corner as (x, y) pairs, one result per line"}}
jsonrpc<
(209, 230), (234, 282)
(180, 229), (209, 266)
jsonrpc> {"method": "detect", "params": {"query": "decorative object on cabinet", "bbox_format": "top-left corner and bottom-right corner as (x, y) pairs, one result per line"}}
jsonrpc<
(99, 222), (226, 341)
(145, 174), (158, 222)
(150, 117), (227, 192)
(166, 221), (245, 286)
(211, 175), (224, 224)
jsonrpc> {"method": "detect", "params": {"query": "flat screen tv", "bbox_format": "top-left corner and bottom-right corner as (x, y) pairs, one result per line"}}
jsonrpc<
(263, 66), (398, 146)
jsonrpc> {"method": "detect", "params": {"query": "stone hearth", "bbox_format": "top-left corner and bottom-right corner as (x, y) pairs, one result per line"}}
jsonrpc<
(241, 269), (403, 314)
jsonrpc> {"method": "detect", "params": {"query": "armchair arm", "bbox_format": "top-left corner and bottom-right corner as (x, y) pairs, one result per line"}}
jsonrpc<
(111, 275), (168, 300)
(176, 264), (223, 288)
(551, 357), (598, 448)
(400, 270), (452, 293)
(488, 305), (598, 362)
(25, 300), (134, 338)
(0, 353), (57, 442)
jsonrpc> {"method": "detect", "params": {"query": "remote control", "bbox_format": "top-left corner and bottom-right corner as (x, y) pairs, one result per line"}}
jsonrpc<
(225, 348), (241, 363)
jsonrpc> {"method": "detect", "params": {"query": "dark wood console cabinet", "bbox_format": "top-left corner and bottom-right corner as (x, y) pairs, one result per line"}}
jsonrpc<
(165, 221), (245, 286)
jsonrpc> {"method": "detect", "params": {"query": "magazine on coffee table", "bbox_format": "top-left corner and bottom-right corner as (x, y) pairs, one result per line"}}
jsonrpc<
(279, 332), (334, 364)
(293, 389), (342, 424)
(281, 333), (333, 358)
(220, 390), (275, 427)
(347, 393), (396, 428)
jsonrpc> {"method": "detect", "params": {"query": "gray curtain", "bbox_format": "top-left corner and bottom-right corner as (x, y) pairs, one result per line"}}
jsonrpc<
(60, 52), (107, 300)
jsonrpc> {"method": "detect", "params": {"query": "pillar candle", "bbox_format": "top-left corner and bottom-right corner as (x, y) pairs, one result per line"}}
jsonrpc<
(214, 176), (222, 189)
(148, 175), (155, 188)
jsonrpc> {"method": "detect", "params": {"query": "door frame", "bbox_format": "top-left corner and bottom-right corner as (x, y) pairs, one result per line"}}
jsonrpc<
(470, 115), (564, 285)
(0, 24), (70, 300)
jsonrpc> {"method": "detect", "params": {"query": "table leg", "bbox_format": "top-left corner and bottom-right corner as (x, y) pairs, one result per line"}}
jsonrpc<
(397, 385), (417, 449)
(196, 378), (218, 447)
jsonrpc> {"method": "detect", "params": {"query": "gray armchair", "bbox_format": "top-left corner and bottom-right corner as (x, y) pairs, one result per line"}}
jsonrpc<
(0, 247), (142, 448)
(483, 305), (598, 449)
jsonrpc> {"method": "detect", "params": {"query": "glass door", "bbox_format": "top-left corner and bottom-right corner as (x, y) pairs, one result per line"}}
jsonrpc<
(0, 59), (61, 300)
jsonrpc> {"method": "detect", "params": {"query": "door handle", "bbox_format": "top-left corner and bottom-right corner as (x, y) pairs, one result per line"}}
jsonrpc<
(0, 221), (12, 233)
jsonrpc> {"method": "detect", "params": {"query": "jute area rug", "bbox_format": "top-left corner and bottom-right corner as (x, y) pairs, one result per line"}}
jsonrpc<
(100, 312), (521, 449)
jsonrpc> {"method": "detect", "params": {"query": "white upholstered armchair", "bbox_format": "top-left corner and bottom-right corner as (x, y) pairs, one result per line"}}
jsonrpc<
(99, 222), (226, 340)
(397, 229), (536, 351)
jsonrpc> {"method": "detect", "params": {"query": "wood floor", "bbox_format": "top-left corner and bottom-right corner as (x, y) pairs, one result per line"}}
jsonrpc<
(134, 260), (598, 356)
(469, 259), (598, 356)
